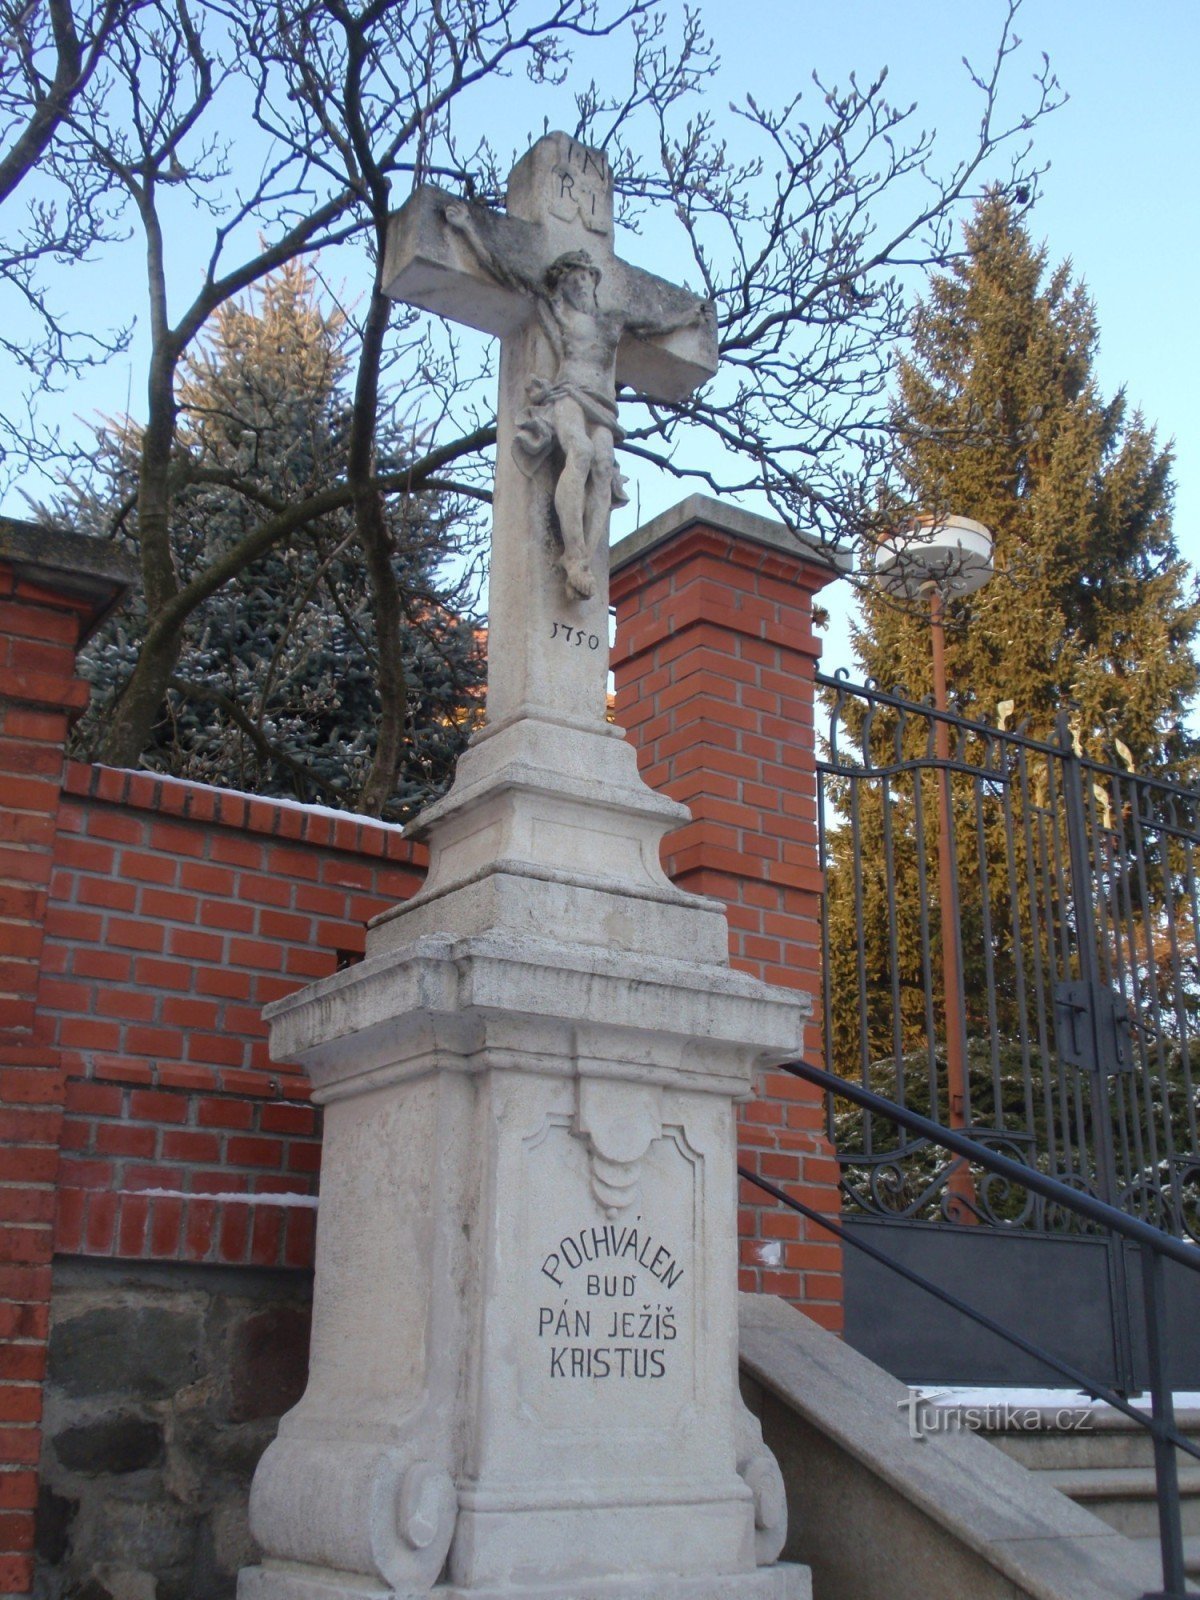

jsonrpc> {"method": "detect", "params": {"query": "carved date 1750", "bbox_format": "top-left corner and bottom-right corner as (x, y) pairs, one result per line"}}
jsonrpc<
(551, 620), (601, 649)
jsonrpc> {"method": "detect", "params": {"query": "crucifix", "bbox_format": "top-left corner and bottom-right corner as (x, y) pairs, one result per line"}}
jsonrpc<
(382, 132), (718, 733)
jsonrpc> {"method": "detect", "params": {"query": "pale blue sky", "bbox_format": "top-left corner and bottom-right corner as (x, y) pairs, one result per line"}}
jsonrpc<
(617, 0), (1200, 673)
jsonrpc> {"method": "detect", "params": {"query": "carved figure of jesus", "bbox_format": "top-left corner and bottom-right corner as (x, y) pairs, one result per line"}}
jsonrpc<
(444, 200), (712, 600)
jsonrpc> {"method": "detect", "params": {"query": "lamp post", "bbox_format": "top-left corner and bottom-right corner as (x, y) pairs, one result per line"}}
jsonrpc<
(876, 514), (994, 1225)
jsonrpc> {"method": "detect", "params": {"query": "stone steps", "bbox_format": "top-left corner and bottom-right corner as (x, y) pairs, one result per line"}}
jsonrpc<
(740, 1298), (1168, 1600)
(997, 1431), (1200, 1473)
(987, 1409), (1200, 1551)
(1035, 1465), (1200, 1540)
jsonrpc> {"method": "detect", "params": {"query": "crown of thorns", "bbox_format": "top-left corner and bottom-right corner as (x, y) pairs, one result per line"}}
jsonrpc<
(545, 249), (601, 289)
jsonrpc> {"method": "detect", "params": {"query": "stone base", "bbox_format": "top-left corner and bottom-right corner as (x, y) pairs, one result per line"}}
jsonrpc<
(239, 1560), (812, 1600)
(366, 715), (731, 967)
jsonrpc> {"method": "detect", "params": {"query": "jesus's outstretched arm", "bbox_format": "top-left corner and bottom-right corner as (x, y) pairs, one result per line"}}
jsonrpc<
(443, 200), (539, 301)
(623, 298), (716, 343)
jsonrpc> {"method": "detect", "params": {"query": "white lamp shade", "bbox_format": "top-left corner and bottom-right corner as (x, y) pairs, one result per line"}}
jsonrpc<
(875, 514), (994, 599)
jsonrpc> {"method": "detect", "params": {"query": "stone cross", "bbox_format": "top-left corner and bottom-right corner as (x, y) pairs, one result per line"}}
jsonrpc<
(242, 135), (809, 1600)
(382, 132), (718, 731)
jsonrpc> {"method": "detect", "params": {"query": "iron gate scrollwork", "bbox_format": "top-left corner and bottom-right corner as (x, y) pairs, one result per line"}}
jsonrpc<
(817, 671), (1200, 1273)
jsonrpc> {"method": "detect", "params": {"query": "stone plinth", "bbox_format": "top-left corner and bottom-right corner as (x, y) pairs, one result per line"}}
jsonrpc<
(241, 863), (810, 1597)
(369, 716), (729, 961)
(240, 737), (812, 1597)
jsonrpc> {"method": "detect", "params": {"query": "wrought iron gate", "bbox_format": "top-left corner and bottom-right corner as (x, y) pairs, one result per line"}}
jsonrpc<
(817, 671), (1200, 1387)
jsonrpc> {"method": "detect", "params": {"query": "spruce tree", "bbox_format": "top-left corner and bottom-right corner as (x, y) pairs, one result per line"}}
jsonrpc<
(70, 262), (485, 818)
(859, 194), (1200, 766)
(823, 197), (1200, 1180)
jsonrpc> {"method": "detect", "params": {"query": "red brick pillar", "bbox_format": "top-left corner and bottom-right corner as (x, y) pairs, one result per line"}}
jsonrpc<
(0, 522), (134, 1594)
(610, 496), (847, 1331)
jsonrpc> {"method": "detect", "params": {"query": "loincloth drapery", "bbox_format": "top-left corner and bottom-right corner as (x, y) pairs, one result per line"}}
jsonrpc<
(512, 377), (630, 507)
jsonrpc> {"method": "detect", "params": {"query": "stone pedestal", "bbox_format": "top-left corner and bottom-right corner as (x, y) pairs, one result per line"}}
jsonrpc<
(239, 721), (810, 1600)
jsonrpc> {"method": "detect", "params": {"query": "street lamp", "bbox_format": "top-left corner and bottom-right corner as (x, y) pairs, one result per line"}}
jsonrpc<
(876, 514), (995, 1225)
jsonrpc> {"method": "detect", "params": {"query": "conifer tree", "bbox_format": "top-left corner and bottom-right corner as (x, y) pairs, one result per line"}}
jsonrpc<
(824, 197), (1200, 1152)
(70, 262), (484, 818)
(860, 194), (1200, 766)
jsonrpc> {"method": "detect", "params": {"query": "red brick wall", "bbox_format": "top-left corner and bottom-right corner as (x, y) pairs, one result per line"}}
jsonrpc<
(43, 764), (425, 1270)
(611, 510), (844, 1331)
(0, 564), (109, 1593)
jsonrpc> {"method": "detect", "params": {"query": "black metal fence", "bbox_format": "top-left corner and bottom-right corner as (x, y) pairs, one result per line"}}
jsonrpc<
(817, 670), (1200, 1243)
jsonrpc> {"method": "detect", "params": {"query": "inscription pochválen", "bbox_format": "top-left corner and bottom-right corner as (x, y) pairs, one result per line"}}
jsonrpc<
(538, 1221), (683, 1380)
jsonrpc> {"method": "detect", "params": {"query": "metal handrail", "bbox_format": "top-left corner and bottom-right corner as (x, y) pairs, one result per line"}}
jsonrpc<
(790, 1060), (1200, 1271)
(743, 1058), (1200, 1600)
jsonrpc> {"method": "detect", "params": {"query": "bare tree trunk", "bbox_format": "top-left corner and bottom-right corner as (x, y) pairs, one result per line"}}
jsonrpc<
(98, 201), (185, 768)
(352, 271), (408, 818)
(97, 616), (183, 767)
